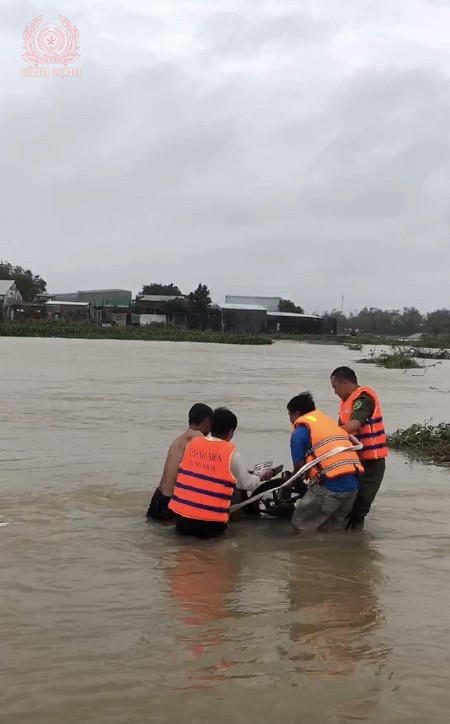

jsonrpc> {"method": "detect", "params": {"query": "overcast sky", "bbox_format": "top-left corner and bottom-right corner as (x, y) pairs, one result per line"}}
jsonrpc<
(1, 0), (449, 314)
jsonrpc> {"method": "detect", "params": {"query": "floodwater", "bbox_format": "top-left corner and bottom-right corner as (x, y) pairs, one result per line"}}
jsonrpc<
(1, 338), (450, 724)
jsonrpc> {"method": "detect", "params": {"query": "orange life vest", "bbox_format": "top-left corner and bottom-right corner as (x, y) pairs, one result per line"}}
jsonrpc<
(168, 436), (237, 523)
(339, 386), (388, 461)
(293, 409), (364, 482)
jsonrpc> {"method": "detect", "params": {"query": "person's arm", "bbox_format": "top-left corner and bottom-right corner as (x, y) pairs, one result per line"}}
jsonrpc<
(341, 420), (362, 434)
(341, 394), (374, 434)
(231, 451), (263, 492)
(290, 426), (310, 473)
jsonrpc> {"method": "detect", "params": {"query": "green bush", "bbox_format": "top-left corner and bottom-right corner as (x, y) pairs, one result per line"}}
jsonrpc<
(388, 423), (450, 465)
(379, 352), (421, 369)
(0, 321), (272, 345)
(357, 349), (421, 369)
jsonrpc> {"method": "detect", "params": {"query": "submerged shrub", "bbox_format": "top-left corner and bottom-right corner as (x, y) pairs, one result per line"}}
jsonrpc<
(388, 422), (450, 465)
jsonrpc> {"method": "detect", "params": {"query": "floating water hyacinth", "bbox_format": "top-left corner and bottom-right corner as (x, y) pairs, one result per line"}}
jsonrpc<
(388, 422), (450, 465)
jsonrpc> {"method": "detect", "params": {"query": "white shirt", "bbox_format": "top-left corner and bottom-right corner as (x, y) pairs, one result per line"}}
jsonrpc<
(206, 435), (262, 492)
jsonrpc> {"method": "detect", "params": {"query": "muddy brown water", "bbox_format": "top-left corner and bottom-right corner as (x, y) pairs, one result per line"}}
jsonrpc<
(1, 338), (450, 724)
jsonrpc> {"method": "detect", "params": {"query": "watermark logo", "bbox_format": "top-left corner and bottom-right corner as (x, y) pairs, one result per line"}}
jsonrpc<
(21, 15), (81, 77)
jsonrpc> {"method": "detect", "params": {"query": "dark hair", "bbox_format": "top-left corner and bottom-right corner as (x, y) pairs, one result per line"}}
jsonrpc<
(188, 403), (213, 426)
(287, 392), (315, 416)
(210, 407), (238, 437)
(331, 366), (358, 385)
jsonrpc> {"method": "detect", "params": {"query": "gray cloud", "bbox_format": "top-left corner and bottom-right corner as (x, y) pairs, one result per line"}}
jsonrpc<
(1, 0), (450, 312)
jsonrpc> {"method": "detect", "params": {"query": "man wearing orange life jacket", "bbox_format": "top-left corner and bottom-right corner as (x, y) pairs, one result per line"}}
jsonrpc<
(169, 407), (272, 539)
(288, 392), (364, 533)
(331, 366), (388, 528)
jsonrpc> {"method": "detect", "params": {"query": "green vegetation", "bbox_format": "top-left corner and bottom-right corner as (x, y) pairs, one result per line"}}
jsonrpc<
(357, 347), (421, 369)
(140, 283), (183, 296)
(377, 352), (421, 369)
(278, 298), (304, 314)
(388, 423), (450, 466)
(413, 346), (450, 360)
(0, 261), (46, 300)
(325, 306), (450, 338)
(357, 345), (450, 369)
(0, 321), (272, 345)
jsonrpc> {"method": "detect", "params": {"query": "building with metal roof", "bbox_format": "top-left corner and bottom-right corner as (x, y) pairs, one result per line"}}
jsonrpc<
(135, 294), (185, 303)
(221, 303), (267, 334)
(267, 311), (322, 319)
(52, 289), (132, 306)
(46, 300), (89, 307)
(221, 303), (267, 312)
(224, 295), (282, 312)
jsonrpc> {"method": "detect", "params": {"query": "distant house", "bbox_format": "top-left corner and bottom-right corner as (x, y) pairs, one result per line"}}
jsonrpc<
(10, 302), (46, 322)
(77, 289), (132, 307)
(266, 312), (325, 335)
(45, 300), (89, 322)
(133, 295), (188, 328)
(91, 306), (129, 328)
(0, 280), (23, 320)
(221, 303), (268, 334)
(223, 294), (331, 335)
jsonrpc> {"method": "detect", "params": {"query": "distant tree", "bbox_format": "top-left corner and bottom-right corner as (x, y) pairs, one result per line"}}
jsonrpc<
(425, 309), (450, 336)
(141, 283), (182, 296)
(187, 284), (213, 330)
(0, 261), (47, 301)
(350, 307), (396, 335)
(188, 284), (212, 316)
(160, 297), (189, 315)
(278, 299), (304, 314)
(395, 307), (423, 336)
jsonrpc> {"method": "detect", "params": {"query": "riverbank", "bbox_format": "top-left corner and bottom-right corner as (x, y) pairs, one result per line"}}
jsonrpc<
(0, 321), (272, 345)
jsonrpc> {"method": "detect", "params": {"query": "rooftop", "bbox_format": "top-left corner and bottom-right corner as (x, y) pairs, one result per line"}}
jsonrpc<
(136, 295), (186, 302)
(77, 288), (132, 293)
(221, 303), (267, 311)
(0, 279), (15, 294)
(267, 311), (322, 319)
(224, 295), (281, 312)
(46, 300), (89, 307)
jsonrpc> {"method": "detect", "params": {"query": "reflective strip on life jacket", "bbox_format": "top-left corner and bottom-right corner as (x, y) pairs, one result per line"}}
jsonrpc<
(177, 467), (236, 488)
(339, 386), (388, 461)
(169, 437), (237, 523)
(308, 435), (350, 453)
(293, 410), (364, 483)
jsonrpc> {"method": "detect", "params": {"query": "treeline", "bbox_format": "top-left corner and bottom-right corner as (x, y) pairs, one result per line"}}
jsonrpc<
(324, 307), (450, 337)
